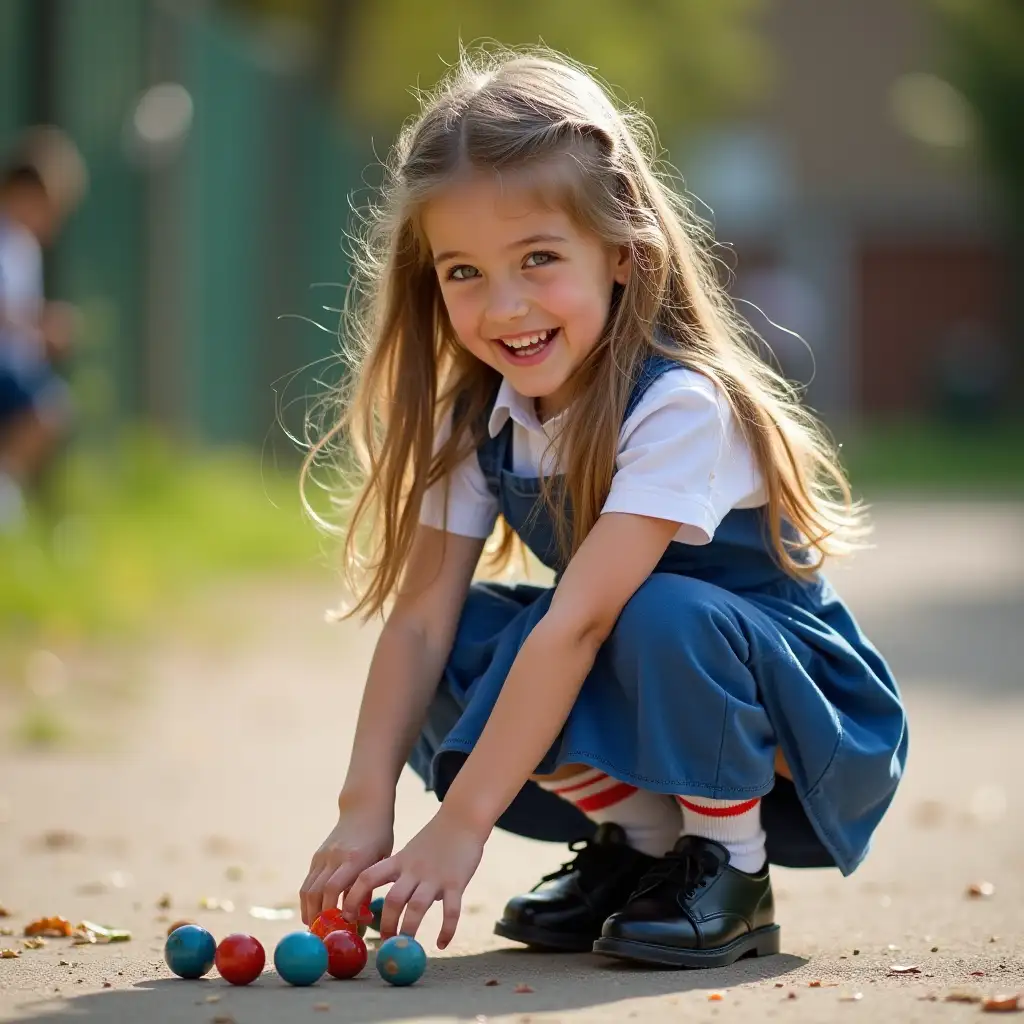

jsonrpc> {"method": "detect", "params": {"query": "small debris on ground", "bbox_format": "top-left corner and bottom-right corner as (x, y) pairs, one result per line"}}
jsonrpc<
(203, 835), (240, 858)
(911, 799), (946, 828)
(981, 994), (1021, 1013)
(25, 916), (73, 938)
(944, 991), (981, 1003)
(514, 983), (534, 994)
(248, 906), (294, 921)
(198, 897), (234, 912)
(72, 921), (131, 944)
(37, 830), (83, 851)
(889, 965), (922, 975)
(967, 882), (996, 899)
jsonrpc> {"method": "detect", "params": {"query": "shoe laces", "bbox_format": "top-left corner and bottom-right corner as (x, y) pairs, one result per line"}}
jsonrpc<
(634, 845), (720, 900)
(536, 837), (614, 888)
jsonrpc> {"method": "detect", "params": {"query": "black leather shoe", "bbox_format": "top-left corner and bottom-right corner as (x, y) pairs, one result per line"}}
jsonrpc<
(593, 835), (780, 968)
(494, 822), (658, 951)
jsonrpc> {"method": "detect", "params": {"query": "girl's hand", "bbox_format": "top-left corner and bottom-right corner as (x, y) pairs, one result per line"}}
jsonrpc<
(341, 809), (486, 949)
(299, 799), (395, 926)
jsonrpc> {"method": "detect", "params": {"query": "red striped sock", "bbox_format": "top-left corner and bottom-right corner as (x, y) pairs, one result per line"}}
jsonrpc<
(537, 768), (681, 857)
(675, 795), (766, 873)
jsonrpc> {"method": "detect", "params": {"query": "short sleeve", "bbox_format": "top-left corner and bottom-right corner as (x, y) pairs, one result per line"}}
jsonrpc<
(418, 408), (500, 538)
(601, 370), (764, 545)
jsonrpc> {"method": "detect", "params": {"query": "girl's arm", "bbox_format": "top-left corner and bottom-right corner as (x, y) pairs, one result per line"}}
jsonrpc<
(341, 524), (486, 801)
(341, 511), (680, 943)
(299, 523), (484, 923)
(441, 510), (680, 832)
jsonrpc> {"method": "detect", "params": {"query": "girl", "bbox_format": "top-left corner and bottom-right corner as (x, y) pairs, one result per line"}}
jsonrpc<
(298, 46), (907, 969)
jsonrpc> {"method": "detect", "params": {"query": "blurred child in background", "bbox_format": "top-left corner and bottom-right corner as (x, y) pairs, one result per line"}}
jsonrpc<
(0, 125), (87, 530)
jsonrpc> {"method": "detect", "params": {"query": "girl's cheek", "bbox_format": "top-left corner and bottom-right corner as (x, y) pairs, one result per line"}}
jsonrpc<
(542, 276), (590, 316)
(441, 293), (473, 336)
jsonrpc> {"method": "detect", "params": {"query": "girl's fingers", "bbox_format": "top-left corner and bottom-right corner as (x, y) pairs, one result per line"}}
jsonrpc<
(398, 881), (438, 939)
(438, 887), (462, 949)
(298, 866), (321, 926)
(343, 858), (401, 925)
(319, 859), (366, 920)
(376, 873), (417, 939)
(300, 865), (335, 926)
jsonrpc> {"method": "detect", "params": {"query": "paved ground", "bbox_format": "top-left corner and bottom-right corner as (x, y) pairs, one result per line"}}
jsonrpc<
(1, 499), (1022, 1023)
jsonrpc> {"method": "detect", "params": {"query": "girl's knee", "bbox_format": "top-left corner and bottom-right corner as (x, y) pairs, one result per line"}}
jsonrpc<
(614, 574), (743, 652)
(606, 573), (755, 701)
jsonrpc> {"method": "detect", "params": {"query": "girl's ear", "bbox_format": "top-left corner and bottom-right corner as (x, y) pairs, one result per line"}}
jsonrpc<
(613, 245), (632, 286)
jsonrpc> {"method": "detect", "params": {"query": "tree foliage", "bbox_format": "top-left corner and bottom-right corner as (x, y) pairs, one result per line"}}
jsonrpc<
(931, 0), (1024, 222)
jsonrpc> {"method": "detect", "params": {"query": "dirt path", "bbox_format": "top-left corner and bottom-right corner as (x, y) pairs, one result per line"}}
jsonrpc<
(1, 499), (1023, 1023)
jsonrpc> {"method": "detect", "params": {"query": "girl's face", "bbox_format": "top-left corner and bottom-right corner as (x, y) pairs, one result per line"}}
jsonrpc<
(423, 174), (630, 420)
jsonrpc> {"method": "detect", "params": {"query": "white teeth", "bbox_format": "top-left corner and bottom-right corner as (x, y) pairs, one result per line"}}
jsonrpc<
(500, 328), (555, 350)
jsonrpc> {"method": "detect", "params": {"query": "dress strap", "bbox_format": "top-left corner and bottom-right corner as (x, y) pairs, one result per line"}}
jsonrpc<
(624, 353), (681, 420)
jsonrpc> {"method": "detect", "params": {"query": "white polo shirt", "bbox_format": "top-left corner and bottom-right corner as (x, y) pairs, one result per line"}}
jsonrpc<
(419, 367), (766, 546)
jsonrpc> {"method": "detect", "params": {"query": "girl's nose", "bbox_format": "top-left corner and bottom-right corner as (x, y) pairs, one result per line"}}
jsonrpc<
(485, 282), (529, 323)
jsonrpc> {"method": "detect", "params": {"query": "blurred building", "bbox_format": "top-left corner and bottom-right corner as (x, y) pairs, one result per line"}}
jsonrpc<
(684, 0), (1007, 422)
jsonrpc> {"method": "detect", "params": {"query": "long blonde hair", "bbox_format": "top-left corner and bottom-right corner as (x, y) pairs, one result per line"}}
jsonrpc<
(303, 44), (867, 621)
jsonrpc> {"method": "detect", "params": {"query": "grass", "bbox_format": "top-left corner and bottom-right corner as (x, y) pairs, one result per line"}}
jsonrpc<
(841, 417), (1024, 497)
(0, 428), (335, 661)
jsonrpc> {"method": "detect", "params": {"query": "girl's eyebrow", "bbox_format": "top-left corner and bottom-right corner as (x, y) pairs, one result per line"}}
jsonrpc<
(432, 234), (568, 266)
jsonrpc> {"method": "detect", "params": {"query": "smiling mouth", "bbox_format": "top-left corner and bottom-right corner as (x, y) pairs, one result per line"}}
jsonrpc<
(496, 327), (559, 357)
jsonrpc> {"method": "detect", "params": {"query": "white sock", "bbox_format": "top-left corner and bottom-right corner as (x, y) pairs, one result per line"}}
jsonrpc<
(676, 796), (767, 874)
(537, 768), (681, 858)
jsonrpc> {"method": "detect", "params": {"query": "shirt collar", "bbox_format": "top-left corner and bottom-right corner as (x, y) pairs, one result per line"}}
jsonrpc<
(487, 376), (543, 437)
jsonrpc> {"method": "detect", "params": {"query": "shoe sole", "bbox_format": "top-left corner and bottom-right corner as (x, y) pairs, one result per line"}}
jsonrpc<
(592, 924), (781, 968)
(493, 919), (597, 953)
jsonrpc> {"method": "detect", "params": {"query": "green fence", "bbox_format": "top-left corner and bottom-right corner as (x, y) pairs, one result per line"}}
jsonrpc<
(2, 0), (363, 451)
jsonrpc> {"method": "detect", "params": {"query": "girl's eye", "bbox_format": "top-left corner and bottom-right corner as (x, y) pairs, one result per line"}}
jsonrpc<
(447, 265), (478, 281)
(524, 251), (557, 268)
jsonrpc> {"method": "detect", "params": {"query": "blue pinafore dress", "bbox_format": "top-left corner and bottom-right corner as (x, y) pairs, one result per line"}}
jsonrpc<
(408, 357), (908, 875)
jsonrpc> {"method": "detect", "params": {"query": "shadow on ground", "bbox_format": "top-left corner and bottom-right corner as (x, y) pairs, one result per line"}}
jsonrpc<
(13, 950), (807, 1023)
